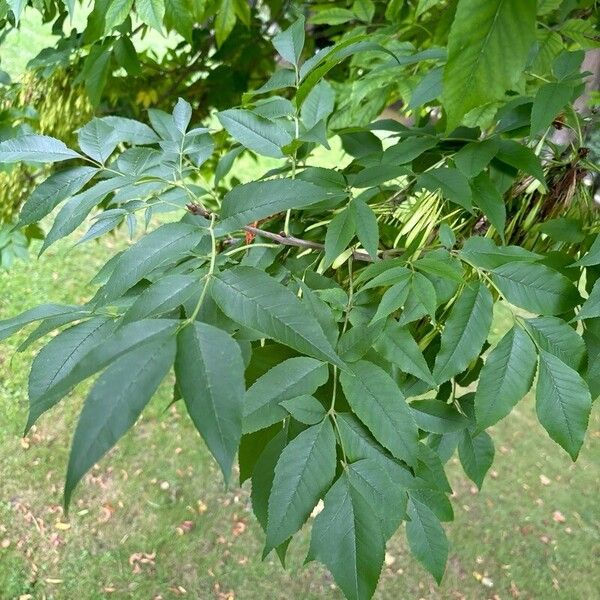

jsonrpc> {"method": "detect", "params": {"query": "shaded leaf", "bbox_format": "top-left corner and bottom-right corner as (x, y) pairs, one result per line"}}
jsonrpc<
(211, 266), (344, 367)
(64, 335), (176, 508)
(340, 360), (419, 466)
(308, 472), (385, 600)
(475, 326), (537, 431)
(433, 283), (493, 384)
(536, 350), (591, 460)
(175, 322), (245, 481)
(266, 419), (336, 550)
(244, 357), (329, 433)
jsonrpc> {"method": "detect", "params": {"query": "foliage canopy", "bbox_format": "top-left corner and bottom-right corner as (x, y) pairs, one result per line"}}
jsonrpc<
(0, 1), (599, 598)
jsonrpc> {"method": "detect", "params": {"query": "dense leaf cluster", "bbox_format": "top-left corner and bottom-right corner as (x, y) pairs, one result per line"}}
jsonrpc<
(1, 2), (599, 598)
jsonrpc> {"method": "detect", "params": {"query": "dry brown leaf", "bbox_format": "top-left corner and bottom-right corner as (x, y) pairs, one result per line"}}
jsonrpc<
(176, 520), (195, 535)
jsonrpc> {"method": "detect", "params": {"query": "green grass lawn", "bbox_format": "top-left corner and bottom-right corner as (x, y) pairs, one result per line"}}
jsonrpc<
(0, 232), (599, 600)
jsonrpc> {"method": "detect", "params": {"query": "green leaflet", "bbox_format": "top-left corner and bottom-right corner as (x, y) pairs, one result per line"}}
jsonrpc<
(337, 320), (385, 362)
(40, 176), (131, 253)
(458, 430), (494, 489)
(405, 497), (448, 584)
(351, 165), (410, 188)
(211, 266), (344, 368)
(296, 37), (398, 107)
(301, 80), (335, 129)
(104, 0), (133, 31)
(402, 272), (438, 324)
(217, 109), (292, 158)
(491, 262), (580, 316)
(373, 320), (435, 385)
(572, 234), (600, 267)
(218, 178), (332, 234)
(324, 205), (356, 268)
(172, 98), (192, 133)
(530, 82), (573, 135)
(474, 326), (537, 432)
(411, 399), (470, 434)
(279, 395), (326, 425)
(94, 223), (202, 305)
(250, 430), (290, 564)
(273, 16), (305, 66)
(360, 264), (411, 290)
(443, 0), (536, 130)
(308, 472), (385, 600)
(0, 304), (83, 342)
(17, 310), (92, 352)
(408, 67), (442, 109)
(459, 237), (542, 270)
(470, 173), (506, 243)
(35, 319), (179, 406)
(27, 317), (118, 431)
(266, 419), (336, 551)
(340, 360), (419, 467)
(297, 281), (339, 347)
(370, 273), (411, 324)
(433, 282), (493, 384)
(175, 322), (245, 482)
(78, 118), (119, 162)
(454, 138), (499, 178)
(536, 350), (591, 461)
(6, 0), (26, 23)
(64, 334), (176, 508)
(352, 199), (379, 260)
(243, 357), (329, 433)
(122, 274), (199, 323)
(411, 487), (454, 523)
(524, 316), (586, 372)
(382, 136), (437, 165)
(415, 444), (452, 494)
(414, 250), (464, 283)
(495, 139), (546, 188)
(575, 279), (600, 322)
(0, 135), (82, 163)
(336, 413), (392, 463)
(416, 167), (472, 210)
(214, 0), (243, 46)
(346, 458), (407, 540)
(353, 0), (375, 22)
(214, 146), (244, 186)
(17, 167), (98, 228)
(136, 0), (165, 31)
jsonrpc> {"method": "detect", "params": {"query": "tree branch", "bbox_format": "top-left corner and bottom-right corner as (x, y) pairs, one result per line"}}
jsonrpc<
(185, 203), (394, 262)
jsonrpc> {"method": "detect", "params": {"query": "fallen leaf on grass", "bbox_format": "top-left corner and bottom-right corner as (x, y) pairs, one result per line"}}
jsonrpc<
(98, 503), (115, 523)
(128, 551), (156, 574)
(232, 517), (246, 536)
(169, 585), (187, 595)
(176, 520), (195, 535)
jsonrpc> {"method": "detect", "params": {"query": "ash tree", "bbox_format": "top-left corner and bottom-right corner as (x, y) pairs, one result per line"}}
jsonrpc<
(1, 1), (599, 598)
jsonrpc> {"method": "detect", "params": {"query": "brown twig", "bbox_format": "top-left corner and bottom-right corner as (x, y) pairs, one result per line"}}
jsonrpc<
(185, 203), (396, 262)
